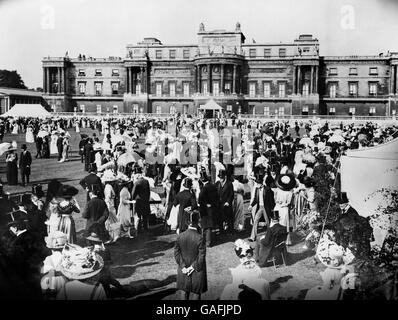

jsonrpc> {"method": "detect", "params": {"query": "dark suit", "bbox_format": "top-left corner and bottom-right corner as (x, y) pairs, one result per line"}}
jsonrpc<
(250, 185), (275, 240)
(255, 223), (287, 267)
(131, 177), (151, 230)
(19, 150), (32, 186)
(173, 190), (197, 232)
(79, 173), (104, 201)
(174, 228), (207, 297)
(82, 196), (109, 236)
(84, 142), (94, 171)
(56, 137), (63, 161)
(215, 179), (234, 231)
(198, 182), (218, 247)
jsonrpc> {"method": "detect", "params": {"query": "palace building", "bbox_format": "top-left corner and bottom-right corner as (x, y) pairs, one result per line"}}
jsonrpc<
(42, 23), (398, 117)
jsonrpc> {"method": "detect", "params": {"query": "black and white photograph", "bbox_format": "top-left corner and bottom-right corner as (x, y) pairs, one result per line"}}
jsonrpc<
(0, 0), (397, 308)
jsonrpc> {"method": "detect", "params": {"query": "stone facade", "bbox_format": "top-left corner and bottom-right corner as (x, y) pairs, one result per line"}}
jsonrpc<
(42, 23), (398, 116)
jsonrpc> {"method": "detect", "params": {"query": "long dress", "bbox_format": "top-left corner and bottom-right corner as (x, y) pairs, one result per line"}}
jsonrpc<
(104, 183), (121, 241)
(6, 153), (18, 185)
(56, 198), (80, 244)
(12, 123), (18, 134)
(233, 180), (245, 231)
(75, 122), (80, 133)
(274, 188), (294, 242)
(46, 198), (61, 235)
(117, 186), (132, 238)
(50, 134), (58, 154)
(25, 127), (35, 143)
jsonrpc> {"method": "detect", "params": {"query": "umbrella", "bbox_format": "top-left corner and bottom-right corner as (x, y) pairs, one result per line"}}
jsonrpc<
(117, 152), (141, 166)
(299, 137), (312, 146)
(37, 130), (50, 138)
(328, 135), (345, 144)
(255, 155), (269, 168)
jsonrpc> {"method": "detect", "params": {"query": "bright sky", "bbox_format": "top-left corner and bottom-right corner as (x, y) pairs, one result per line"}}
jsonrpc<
(0, 0), (397, 89)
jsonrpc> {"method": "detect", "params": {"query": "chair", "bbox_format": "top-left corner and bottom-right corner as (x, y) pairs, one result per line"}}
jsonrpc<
(267, 240), (288, 269)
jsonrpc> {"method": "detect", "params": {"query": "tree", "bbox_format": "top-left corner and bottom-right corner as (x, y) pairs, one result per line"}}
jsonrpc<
(0, 70), (27, 89)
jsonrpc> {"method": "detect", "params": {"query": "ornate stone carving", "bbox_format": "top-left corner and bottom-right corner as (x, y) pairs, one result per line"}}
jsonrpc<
(199, 22), (205, 32)
(235, 22), (241, 32)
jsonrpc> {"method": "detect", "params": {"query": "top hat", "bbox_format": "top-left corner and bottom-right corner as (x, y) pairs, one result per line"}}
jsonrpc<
(21, 144), (27, 150)
(6, 209), (28, 226)
(338, 192), (349, 204)
(32, 184), (45, 198)
(271, 210), (280, 221)
(183, 177), (193, 189)
(255, 174), (264, 184)
(199, 171), (209, 183)
(57, 185), (79, 198)
(275, 173), (296, 191)
(188, 209), (200, 227)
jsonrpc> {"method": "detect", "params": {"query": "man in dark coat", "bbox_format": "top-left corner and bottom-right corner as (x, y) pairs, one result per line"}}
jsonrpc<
(82, 187), (109, 239)
(19, 144), (32, 187)
(79, 136), (88, 163)
(255, 214), (288, 267)
(84, 138), (94, 171)
(79, 164), (104, 202)
(334, 192), (373, 259)
(173, 178), (198, 233)
(56, 133), (64, 161)
(131, 167), (151, 232)
(249, 175), (275, 241)
(174, 210), (207, 300)
(35, 136), (43, 159)
(215, 169), (234, 232)
(198, 171), (218, 247)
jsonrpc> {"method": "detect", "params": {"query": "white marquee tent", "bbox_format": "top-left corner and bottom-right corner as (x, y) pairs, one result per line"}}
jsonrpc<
(1, 104), (51, 118)
(341, 137), (398, 247)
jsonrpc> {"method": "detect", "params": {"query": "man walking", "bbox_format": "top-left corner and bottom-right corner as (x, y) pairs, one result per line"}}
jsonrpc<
(82, 187), (109, 240)
(174, 210), (207, 300)
(19, 144), (32, 187)
(56, 133), (64, 161)
(215, 169), (234, 233)
(131, 166), (151, 232)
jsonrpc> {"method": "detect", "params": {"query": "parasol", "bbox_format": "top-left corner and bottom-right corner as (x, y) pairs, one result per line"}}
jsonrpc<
(299, 136), (312, 146)
(117, 152), (141, 166)
(255, 155), (269, 168)
(0, 142), (11, 156)
(328, 134), (345, 144)
(37, 130), (50, 138)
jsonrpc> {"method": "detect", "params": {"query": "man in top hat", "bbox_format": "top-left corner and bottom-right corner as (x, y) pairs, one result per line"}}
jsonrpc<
(174, 210), (207, 300)
(19, 144), (32, 187)
(84, 138), (94, 172)
(215, 169), (234, 233)
(82, 187), (109, 240)
(333, 192), (373, 259)
(248, 175), (275, 242)
(131, 165), (151, 232)
(56, 132), (64, 162)
(79, 164), (104, 202)
(198, 171), (218, 247)
(254, 211), (288, 267)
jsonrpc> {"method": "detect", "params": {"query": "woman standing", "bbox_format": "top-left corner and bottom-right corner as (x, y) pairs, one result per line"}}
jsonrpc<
(56, 185), (80, 244)
(232, 178), (245, 232)
(117, 175), (134, 238)
(11, 122), (18, 134)
(173, 178), (197, 234)
(50, 132), (58, 155)
(25, 125), (35, 143)
(6, 148), (18, 185)
(45, 179), (62, 235)
(102, 171), (121, 243)
(274, 173), (296, 245)
(60, 136), (70, 162)
(75, 120), (80, 133)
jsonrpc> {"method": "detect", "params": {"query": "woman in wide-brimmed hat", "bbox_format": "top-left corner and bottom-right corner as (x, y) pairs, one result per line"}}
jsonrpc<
(56, 185), (80, 244)
(101, 170), (120, 243)
(274, 173), (296, 245)
(5, 142), (18, 185)
(116, 173), (135, 239)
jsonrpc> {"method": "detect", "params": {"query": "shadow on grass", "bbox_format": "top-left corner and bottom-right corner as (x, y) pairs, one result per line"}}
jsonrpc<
(126, 275), (177, 299)
(286, 249), (316, 266)
(269, 275), (294, 294)
(111, 261), (160, 279)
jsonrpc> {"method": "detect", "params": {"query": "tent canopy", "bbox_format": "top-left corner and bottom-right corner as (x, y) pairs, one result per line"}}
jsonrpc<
(341, 137), (398, 247)
(199, 99), (223, 111)
(1, 104), (51, 118)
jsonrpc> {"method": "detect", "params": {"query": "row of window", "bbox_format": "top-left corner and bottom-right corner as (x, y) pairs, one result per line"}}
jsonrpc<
(78, 82), (120, 95)
(155, 49), (191, 60)
(78, 69), (120, 77)
(328, 82), (379, 97)
(329, 67), (379, 76)
(248, 82), (286, 98)
(249, 48), (287, 58)
(328, 107), (382, 115)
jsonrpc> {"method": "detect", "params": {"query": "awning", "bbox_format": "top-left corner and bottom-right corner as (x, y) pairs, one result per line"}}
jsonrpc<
(1, 104), (51, 117)
(199, 99), (223, 111)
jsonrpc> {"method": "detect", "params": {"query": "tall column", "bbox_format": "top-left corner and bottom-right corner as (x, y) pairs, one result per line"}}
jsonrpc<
(126, 68), (130, 93)
(220, 64), (224, 94)
(43, 67), (46, 93)
(297, 66), (301, 95)
(140, 67), (144, 94)
(314, 66), (318, 94)
(232, 64), (237, 94)
(196, 65), (201, 93)
(60, 68), (64, 93)
(207, 64), (211, 94)
(46, 68), (50, 93)
(310, 66), (314, 95)
(395, 65), (398, 94)
(239, 66), (243, 94)
(130, 67), (134, 94)
(293, 66), (296, 94)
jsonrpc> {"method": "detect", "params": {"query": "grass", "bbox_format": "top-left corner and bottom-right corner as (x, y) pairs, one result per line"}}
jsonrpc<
(0, 128), (324, 300)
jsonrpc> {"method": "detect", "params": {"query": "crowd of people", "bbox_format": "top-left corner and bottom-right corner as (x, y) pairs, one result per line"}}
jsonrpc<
(0, 113), (397, 300)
